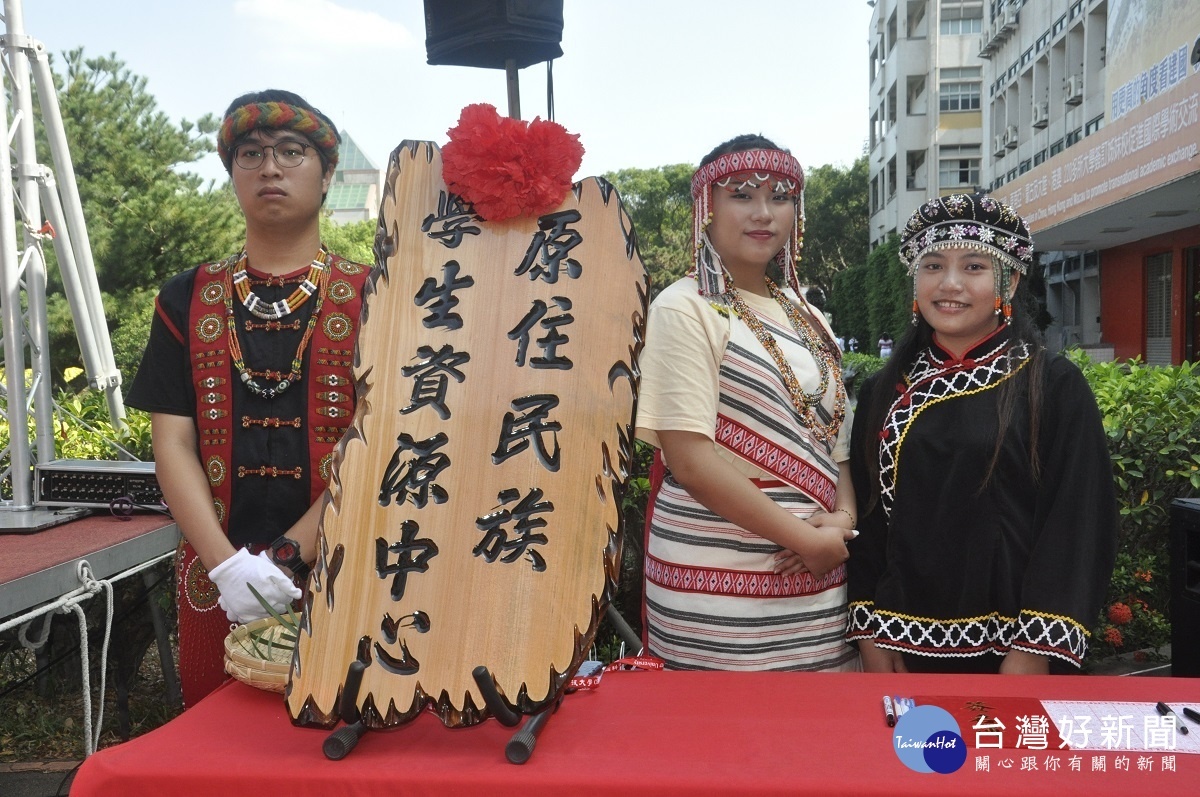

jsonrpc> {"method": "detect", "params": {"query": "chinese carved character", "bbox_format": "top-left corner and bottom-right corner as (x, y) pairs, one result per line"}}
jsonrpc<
(373, 611), (431, 676)
(379, 432), (450, 508)
(421, 191), (481, 248)
(474, 487), (553, 571)
(493, 394), (562, 471)
(516, 210), (583, 283)
(414, 260), (475, 330)
(401, 344), (469, 419)
(375, 521), (439, 600)
(508, 297), (573, 369)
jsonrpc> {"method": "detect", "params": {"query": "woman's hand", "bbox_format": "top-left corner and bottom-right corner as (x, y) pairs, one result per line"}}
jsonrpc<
(999, 649), (1050, 675)
(808, 509), (855, 531)
(791, 524), (856, 579)
(775, 511), (856, 574)
(859, 639), (909, 673)
(773, 550), (808, 575)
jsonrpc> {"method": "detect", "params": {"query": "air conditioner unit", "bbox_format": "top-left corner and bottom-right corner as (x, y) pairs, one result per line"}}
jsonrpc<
(994, 135), (1008, 157)
(1065, 75), (1083, 105)
(1003, 5), (1020, 29)
(1032, 102), (1049, 128)
(1005, 125), (1019, 148)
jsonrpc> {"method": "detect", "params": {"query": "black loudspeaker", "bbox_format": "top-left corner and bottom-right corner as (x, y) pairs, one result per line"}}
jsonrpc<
(424, 0), (564, 69)
(1169, 498), (1200, 676)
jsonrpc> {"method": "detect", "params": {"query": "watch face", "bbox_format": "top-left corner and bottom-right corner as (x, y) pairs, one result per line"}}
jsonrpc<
(274, 539), (299, 562)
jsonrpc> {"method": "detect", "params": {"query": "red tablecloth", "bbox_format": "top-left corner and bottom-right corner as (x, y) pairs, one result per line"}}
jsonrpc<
(71, 671), (1200, 796)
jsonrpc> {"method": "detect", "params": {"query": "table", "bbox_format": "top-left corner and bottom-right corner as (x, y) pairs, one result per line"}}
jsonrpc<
(70, 670), (1200, 796)
(0, 512), (179, 621)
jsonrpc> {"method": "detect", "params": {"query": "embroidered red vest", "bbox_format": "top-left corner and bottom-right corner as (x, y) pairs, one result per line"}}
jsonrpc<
(186, 253), (368, 533)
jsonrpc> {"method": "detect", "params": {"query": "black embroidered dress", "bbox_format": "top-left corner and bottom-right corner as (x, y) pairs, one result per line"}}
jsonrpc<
(846, 326), (1117, 669)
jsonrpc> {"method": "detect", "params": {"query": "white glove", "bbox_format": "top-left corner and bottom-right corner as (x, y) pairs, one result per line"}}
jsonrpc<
(208, 548), (302, 624)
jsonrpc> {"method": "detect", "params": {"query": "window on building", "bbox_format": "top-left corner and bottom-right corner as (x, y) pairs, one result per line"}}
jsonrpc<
(938, 144), (981, 187)
(906, 150), (927, 191)
(940, 1), (982, 35)
(940, 17), (982, 34)
(939, 67), (982, 111)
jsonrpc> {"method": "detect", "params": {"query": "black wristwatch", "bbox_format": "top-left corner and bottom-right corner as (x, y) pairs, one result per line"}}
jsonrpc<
(269, 535), (312, 581)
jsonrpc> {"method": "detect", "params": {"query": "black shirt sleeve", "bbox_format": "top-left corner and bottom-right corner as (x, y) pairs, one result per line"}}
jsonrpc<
(126, 268), (198, 417)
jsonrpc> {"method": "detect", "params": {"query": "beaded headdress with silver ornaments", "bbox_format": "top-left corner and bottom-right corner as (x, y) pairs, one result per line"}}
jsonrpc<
(899, 192), (1033, 325)
(690, 148), (805, 297)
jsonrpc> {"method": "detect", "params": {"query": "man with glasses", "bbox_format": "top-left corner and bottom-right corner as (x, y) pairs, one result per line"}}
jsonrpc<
(127, 90), (370, 705)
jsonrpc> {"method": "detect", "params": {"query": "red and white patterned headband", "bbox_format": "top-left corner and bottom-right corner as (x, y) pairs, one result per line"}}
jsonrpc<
(691, 148), (804, 200)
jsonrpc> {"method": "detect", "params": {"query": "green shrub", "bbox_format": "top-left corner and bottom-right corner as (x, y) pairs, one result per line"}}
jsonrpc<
(1068, 351), (1200, 657)
(842, 351), (885, 403)
(0, 372), (153, 478)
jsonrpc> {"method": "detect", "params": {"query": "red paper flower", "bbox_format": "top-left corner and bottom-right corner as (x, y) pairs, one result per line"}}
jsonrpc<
(1107, 602), (1133, 626)
(441, 103), (584, 222)
(1103, 626), (1124, 647)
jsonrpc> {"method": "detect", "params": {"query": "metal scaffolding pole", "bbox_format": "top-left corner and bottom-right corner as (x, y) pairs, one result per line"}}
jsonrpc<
(0, 0), (126, 522)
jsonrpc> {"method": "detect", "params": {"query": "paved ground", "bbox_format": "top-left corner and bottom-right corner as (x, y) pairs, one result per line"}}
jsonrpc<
(0, 761), (79, 797)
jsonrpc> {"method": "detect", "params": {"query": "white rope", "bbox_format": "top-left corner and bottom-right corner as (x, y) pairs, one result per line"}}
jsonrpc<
(69, 561), (116, 755)
(16, 610), (53, 649)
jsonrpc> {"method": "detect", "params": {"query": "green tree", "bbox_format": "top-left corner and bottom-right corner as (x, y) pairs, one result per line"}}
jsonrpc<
(830, 262), (870, 349)
(602, 165), (693, 298)
(319, 216), (376, 264)
(865, 234), (910, 353)
(800, 156), (869, 303)
(37, 50), (243, 381)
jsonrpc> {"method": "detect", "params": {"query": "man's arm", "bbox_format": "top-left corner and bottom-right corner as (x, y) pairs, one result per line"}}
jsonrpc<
(153, 412), (300, 621)
(152, 412), (234, 571)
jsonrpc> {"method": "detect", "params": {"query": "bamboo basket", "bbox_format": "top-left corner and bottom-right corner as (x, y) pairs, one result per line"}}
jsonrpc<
(223, 616), (293, 693)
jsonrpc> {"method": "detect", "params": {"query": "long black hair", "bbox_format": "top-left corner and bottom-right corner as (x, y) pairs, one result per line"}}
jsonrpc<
(858, 255), (1047, 512)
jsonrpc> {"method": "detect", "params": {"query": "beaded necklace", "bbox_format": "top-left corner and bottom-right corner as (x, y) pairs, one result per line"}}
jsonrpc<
(723, 273), (846, 445)
(232, 249), (326, 320)
(223, 249), (330, 399)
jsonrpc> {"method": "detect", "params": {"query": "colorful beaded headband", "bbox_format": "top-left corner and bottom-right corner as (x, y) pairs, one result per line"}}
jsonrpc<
(690, 148), (804, 199)
(691, 148), (806, 297)
(898, 192), (1033, 276)
(218, 101), (340, 171)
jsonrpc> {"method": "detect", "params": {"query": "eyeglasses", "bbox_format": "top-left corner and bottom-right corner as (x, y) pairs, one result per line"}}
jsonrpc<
(233, 141), (315, 170)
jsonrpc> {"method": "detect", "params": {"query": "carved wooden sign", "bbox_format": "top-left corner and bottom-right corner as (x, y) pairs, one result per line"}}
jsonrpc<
(287, 142), (647, 729)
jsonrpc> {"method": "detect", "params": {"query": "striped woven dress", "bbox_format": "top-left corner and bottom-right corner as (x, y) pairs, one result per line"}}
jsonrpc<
(636, 276), (858, 671)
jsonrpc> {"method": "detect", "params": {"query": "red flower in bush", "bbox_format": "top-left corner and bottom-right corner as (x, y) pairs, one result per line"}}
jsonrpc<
(1103, 626), (1124, 647)
(441, 103), (584, 222)
(1134, 570), (1153, 582)
(1107, 602), (1133, 626)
